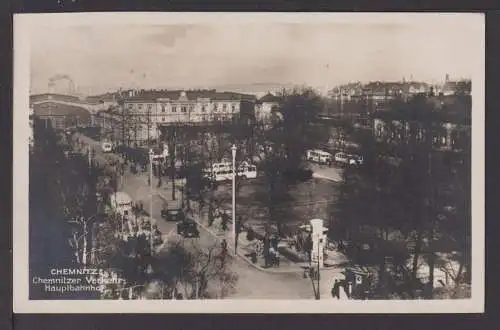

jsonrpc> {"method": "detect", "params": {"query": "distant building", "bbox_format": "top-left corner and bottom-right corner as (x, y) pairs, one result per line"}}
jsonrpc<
(32, 102), (92, 130)
(372, 96), (471, 152)
(254, 93), (280, 122)
(441, 80), (471, 96)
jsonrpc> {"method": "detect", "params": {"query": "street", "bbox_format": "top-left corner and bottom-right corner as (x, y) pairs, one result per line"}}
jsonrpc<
(72, 132), (350, 300)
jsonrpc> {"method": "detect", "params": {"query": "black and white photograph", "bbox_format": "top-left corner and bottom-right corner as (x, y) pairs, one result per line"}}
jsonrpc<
(13, 13), (484, 313)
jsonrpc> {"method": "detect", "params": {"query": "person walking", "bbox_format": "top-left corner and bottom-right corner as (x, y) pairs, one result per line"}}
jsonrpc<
(304, 234), (313, 264)
(221, 239), (228, 263)
(263, 234), (271, 268)
(235, 216), (243, 252)
(221, 211), (229, 231)
(331, 279), (340, 299)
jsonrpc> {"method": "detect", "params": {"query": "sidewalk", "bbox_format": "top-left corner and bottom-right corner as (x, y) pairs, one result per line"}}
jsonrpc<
(151, 178), (350, 277)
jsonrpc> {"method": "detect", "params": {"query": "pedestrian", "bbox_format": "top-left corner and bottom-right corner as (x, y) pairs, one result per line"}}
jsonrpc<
(268, 246), (276, 267)
(271, 234), (279, 251)
(263, 234), (270, 266)
(341, 280), (351, 299)
(304, 234), (313, 263)
(331, 279), (340, 299)
(274, 250), (280, 268)
(221, 211), (228, 231)
(221, 239), (228, 263)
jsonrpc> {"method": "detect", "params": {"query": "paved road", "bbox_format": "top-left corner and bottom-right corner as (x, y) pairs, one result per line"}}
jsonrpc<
(72, 133), (348, 299)
(121, 173), (181, 245)
(308, 163), (344, 182)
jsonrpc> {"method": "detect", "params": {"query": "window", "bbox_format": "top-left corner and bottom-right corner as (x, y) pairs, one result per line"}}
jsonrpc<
(223, 103), (227, 111)
(181, 106), (187, 113)
(138, 104), (143, 110)
(214, 104), (218, 112)
(161, 104), (166, 112)
(172, 106), (177, 112)
(232, 104), (236, 112)
(201, 105), (206, 112)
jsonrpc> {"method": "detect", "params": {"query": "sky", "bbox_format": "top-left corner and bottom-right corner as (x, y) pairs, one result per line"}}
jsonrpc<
(27, 14), (483, 95)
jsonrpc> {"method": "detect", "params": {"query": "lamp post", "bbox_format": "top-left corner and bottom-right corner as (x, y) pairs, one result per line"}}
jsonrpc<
(316, 232), (321, 300)
(149, 148), (154, 255)
(231, 144), (237, 255)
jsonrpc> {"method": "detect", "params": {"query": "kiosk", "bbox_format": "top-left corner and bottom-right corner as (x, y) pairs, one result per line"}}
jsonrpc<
(310, 219), (328, 269)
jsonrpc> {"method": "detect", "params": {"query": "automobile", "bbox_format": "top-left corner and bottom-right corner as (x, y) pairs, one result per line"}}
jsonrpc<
(161, 207), (185, 222)
(334, 152), (350, 165)
(177, 218), (200, 238)
(348, 154), (364, 166)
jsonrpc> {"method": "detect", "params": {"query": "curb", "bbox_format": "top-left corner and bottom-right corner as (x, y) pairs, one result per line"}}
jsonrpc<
(155, 191), (306, 275)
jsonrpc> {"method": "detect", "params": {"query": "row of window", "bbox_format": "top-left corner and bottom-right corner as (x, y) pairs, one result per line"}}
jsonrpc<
(127, 103), (237, 113)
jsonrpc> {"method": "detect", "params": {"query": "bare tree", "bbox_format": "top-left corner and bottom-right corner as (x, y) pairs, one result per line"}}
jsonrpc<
(153, 239), (238, 299)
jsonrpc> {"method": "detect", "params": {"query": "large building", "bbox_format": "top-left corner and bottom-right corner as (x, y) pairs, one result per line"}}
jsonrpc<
(99, 89), (257, 147)
(372, 95), (471, 152)
(32, 102), (92, 130)
(254, 93), (281, 123)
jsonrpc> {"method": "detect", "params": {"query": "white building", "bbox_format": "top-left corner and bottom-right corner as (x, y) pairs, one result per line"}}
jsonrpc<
(254, 93), (280, 122)
(120, 90), (256, 146)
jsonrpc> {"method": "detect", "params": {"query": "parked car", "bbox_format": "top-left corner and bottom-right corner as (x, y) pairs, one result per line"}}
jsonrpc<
(177, 219), (200, 238)
(334, 152), (350, 165)
(161, 207), (185, 222)
(349, 154), (363, 166)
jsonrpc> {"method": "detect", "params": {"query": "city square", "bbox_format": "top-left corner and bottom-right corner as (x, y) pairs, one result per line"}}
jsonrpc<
(17, 13), (481, 308)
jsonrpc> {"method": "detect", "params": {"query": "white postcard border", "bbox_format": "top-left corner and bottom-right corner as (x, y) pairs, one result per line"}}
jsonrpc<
(13, 12), (485, 314)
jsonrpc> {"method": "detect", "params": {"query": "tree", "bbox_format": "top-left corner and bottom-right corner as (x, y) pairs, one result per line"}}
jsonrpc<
(147, 240), (238, 299)
(333, 95), (471, 299)
(30, 119), (103, 298)
(275, 87), (326, 171)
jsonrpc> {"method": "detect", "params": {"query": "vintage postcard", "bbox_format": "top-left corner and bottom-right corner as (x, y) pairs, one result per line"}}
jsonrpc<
(13, 12), (484, 313)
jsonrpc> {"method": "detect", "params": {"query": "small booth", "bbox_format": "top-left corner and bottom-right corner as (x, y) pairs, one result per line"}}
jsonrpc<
(298, 219), (329, 268)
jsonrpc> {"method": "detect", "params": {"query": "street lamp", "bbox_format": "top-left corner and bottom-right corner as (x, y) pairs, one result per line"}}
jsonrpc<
(149, 148), (154, 255)
(231, 144), (237, 255)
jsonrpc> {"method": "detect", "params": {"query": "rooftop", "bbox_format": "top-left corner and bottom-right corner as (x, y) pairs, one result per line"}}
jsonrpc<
(258, 92), (281, 103)
(124, 89), (257, 103)
(32, 102), (91, 118)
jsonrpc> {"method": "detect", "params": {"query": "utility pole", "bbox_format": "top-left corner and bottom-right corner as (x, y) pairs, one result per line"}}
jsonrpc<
(316, 232), (321, 300)
(340, 88), (344, 118)
(147, 107), (151, 147)
(149, 149), (154, 255)
(231, 144), (237, 255)
(88, 146), (92, 175)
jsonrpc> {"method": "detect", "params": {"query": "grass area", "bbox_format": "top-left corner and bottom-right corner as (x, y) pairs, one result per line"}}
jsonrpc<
(212, 177), (340, 235)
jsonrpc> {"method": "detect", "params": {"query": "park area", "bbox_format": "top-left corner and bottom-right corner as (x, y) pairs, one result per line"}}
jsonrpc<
(210, 176), (340, 236)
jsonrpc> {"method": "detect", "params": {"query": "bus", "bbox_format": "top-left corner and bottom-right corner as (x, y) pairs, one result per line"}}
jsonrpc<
(306, 149), (333, 165)
(109, 192), (133, 216)
(204, 161), (258, 182)
(334, 152), (363, 166)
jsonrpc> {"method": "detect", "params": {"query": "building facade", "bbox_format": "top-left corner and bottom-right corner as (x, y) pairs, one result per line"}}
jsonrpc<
(373, 116), (470, 152)
(254, 93), (280, 123)
(116, 90), (256, 146)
